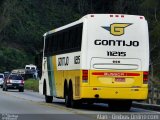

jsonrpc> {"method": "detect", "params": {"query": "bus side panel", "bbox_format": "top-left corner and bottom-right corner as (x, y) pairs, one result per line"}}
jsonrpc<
(51, 55), (81, 99)
(39, 57), (53, 96)
(52, 56), (63, 98)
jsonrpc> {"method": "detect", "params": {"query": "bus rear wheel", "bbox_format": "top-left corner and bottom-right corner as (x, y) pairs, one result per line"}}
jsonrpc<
(70, 87), (80, 108)
(65, 84), (80, 108)
(65, 93), (71, 107)
(43, 81), (53, 103)
(108, 100), (132, 111)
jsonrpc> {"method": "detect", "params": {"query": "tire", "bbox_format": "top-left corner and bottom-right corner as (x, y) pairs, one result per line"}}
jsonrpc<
(19, 88), (24, 92)
(45, 95), (53, 103)
(3, 86), (8, 91)
(43, 80), (53, 103)
(108, 100), (132, 111)
(65, 84), (80, 108)
(65, 93), (71, 107)
(64, 81), (80, 108)
(69, 85), (80, 108)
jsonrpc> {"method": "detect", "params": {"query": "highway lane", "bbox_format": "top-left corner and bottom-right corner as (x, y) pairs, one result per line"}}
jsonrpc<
(0, 89), (94, 120)
(0, 88), (159, 120)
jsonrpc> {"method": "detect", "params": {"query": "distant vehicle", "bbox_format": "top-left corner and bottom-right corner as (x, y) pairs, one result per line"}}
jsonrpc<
(0, 73), (4, 88)
(39, 14), (149, 111)
(25, 64), (37, 74)
(11, 69), (25, 78)
(11, 69), (25, 75)
(3, 71), (10, 78)
(3, 74), (24, 92)
(24, 64), (38, 79)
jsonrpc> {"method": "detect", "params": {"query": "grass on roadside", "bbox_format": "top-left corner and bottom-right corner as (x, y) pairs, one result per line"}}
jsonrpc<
(24, 79), (39, 92)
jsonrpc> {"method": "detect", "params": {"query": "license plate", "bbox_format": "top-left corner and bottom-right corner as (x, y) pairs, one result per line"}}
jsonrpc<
(115, 78), (125, 82)
(12, 80), (21, 83)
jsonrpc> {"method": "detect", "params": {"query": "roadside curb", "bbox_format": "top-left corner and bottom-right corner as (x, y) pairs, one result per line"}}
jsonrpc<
(132, 102), (160, 111)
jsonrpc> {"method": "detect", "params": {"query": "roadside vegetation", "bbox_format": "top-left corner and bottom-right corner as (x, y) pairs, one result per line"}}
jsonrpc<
(24, 79), (39, 92)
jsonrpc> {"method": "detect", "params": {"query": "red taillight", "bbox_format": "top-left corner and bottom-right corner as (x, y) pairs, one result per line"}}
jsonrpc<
(7, 79), (10, 83)
(121, 15), (124, 18)
(140, 16), (144, 19)
(115, 15), (119, 17)
(82, 70), (88, 83)
(92, 72), (140, 76)
(90, 15), (94, 17)
(143, 71), (148, 84)
(110, 15), (113, 17)
(21, 80), (24, 84)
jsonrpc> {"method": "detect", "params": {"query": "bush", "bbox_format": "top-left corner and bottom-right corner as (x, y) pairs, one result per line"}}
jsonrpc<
(24, 79), (39, 92)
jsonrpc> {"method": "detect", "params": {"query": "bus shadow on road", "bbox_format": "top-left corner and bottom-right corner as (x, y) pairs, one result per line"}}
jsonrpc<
(52, 101), (110, 111)
(51, 100), (135, 112)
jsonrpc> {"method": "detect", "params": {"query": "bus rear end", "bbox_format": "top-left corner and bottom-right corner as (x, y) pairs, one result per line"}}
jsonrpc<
(80, 14), (149, 110)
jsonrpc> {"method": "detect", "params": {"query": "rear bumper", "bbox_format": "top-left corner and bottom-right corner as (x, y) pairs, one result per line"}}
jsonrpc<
(79, 87), (148, 100)
(6, 84), (24, 89)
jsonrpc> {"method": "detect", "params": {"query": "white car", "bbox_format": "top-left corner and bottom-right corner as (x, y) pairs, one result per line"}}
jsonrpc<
(0, 73), (4, 87)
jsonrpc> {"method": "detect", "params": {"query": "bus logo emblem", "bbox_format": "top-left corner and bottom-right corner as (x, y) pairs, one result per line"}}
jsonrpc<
(102, 23), (132, 36)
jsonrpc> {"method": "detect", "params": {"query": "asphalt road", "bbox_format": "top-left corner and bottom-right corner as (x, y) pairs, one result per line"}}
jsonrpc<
(0, 88), (159, 120)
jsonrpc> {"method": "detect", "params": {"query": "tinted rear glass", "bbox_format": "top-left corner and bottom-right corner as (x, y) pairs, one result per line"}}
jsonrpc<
(31, 67), (36, 70)
(9, 75), (22, 80)
(0, 75), (3, 78)
(26, 67), (30, 69)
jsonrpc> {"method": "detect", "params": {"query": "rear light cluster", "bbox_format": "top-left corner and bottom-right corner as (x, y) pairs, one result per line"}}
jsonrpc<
(90, 14), (144, 20)
(21, 80), (25, 84)
(109, 14), (143, 19)
(140, 16), (144, 19)
(110, 14), (124, 18)
(92, 72), (140, 76)
(143, 71), (148, 84)
(82, 70), (88, 83)
(6, 79), (24, 84)
(7, 79), (10, 83)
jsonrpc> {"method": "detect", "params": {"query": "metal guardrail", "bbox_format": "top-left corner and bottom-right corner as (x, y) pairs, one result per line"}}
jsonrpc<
(132, 102), (160, 111)
(133, 86), (160, 111)
(147, 88), (160, 105)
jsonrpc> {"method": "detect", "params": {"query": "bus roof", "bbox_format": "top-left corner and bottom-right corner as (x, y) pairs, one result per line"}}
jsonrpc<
(43, 14), (146, 37)
(43, 17), (83, 37)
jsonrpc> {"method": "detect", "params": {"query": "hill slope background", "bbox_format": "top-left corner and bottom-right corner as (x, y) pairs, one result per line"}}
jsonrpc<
(0, 0), (160, 82)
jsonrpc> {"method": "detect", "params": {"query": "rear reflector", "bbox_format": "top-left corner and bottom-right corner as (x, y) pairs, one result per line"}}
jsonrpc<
(82, 70), (88, 83)
(92, 72), (140, 76)
(21, 80), (24, 84)
(7, 80), (10, 83)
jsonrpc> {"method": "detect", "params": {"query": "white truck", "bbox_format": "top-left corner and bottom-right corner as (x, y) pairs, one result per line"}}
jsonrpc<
(25, 64), (38, 79)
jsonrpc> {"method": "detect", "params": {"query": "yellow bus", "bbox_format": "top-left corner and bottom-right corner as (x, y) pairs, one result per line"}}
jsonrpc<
(39, 14), (149, 111)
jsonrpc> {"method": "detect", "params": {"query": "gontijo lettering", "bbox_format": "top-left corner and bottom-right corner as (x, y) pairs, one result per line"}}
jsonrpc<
(58, 57), (69, 66)
(94, 40), (139, 47)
